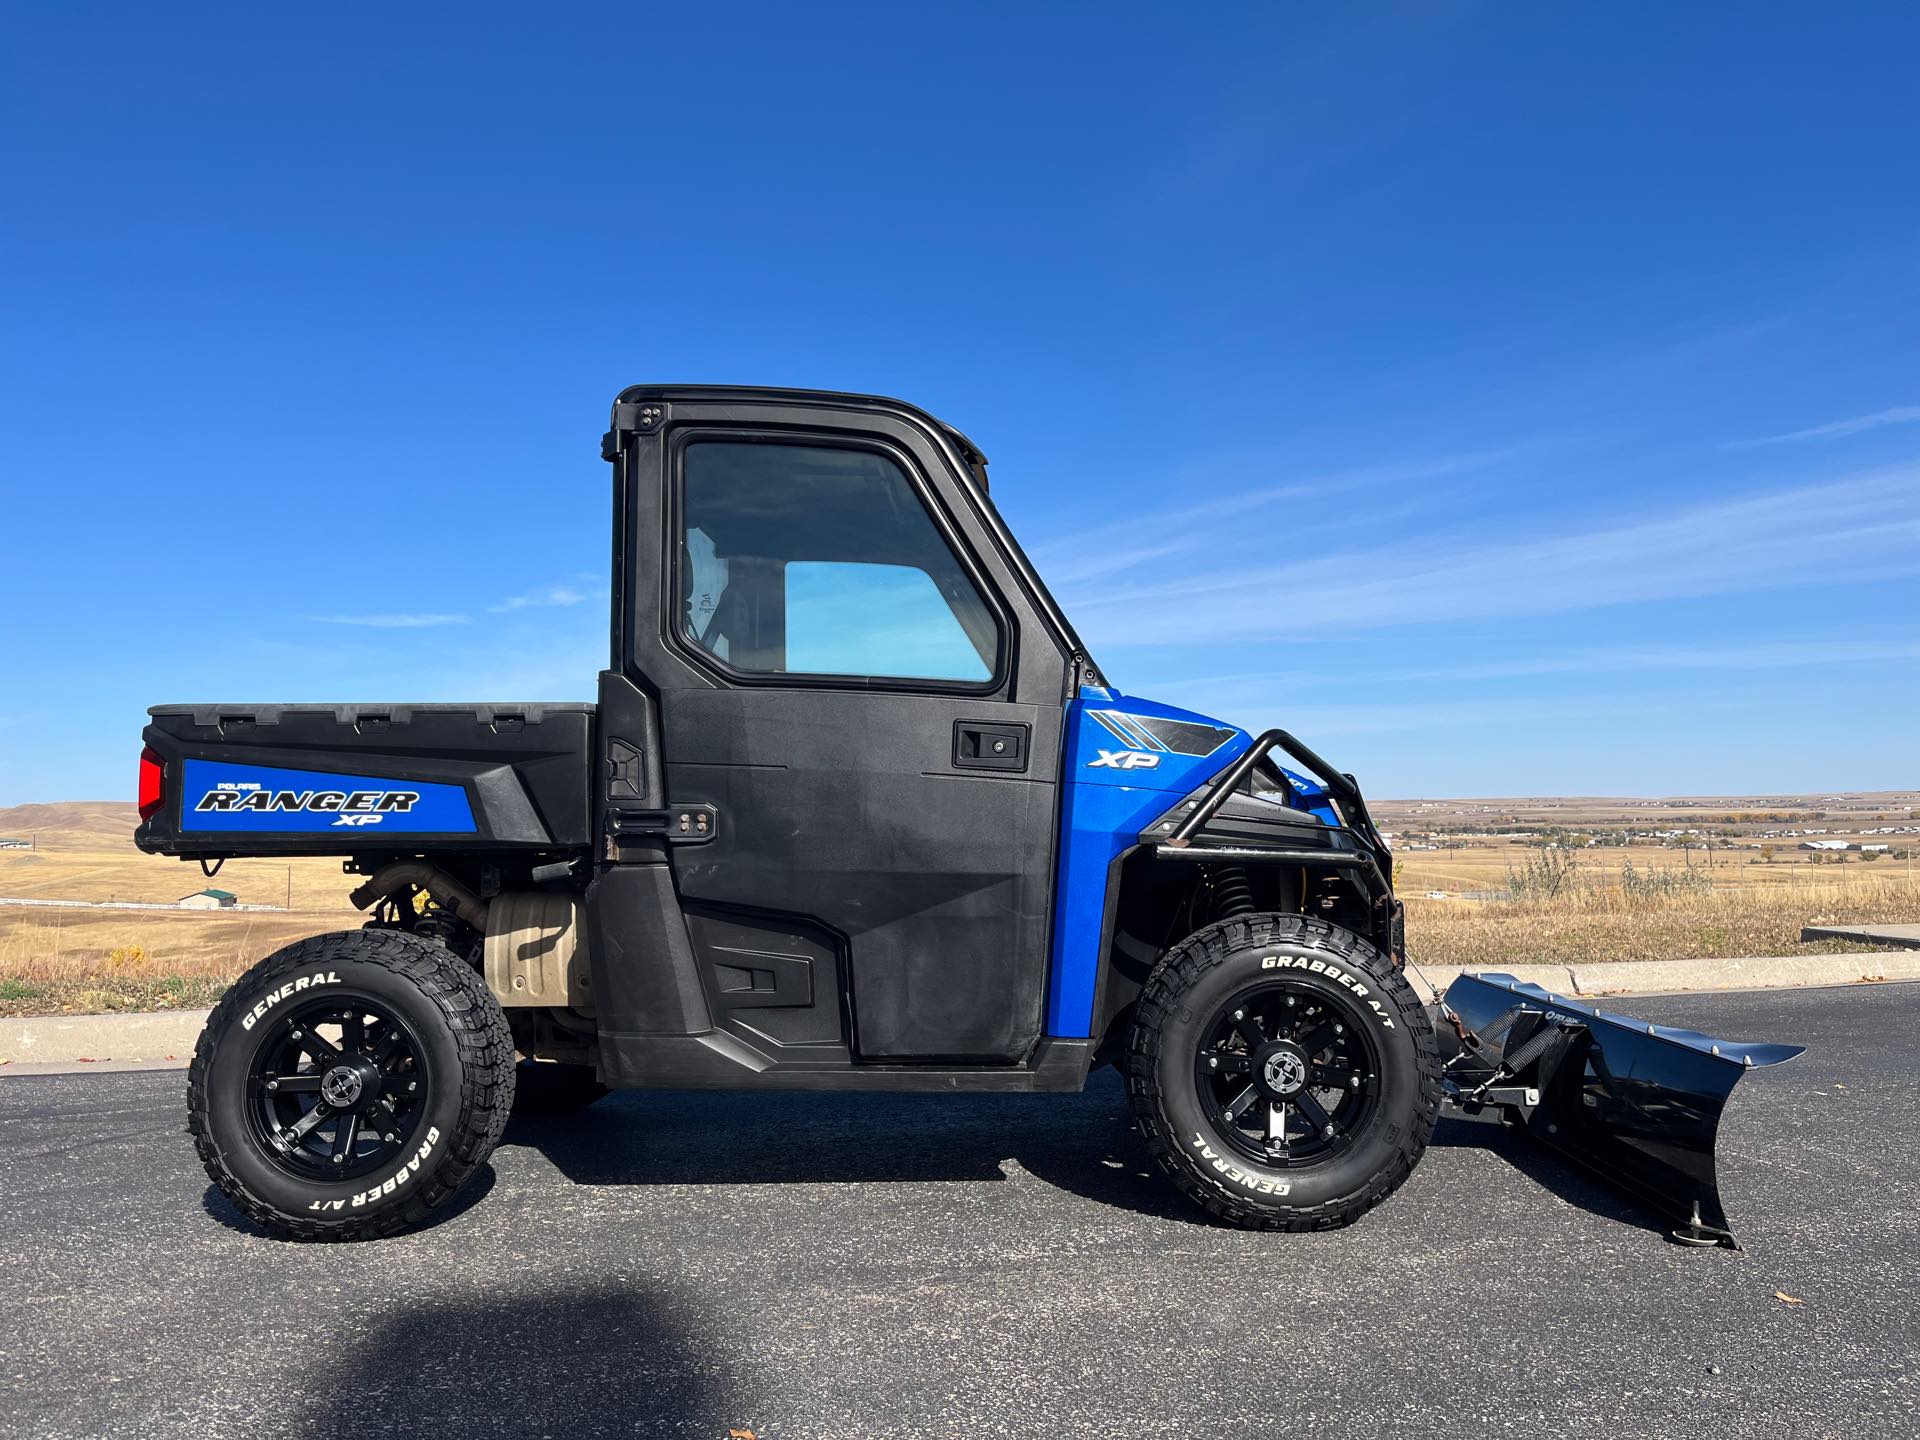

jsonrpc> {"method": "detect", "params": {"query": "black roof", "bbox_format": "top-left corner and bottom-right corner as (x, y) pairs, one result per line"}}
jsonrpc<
(611, 384), (988, 468)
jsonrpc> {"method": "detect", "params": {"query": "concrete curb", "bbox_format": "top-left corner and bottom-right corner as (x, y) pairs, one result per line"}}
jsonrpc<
(5, 952), (1920, 1074)
(1404, 951), (1920, 1003)
(0, 1009), (208, 1070)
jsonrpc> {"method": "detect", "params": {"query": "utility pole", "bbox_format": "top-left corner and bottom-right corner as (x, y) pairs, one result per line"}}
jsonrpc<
(286, 866), (292, 911)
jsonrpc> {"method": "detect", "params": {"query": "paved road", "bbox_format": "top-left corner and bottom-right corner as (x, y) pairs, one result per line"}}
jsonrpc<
(1, 985), (1914, 1439)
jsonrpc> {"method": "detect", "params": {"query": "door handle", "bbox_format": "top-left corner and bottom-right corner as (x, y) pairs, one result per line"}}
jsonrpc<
(953, 720), (1029, 773)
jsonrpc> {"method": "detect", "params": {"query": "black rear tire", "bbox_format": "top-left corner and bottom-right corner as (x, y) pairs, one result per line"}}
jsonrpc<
(1126, 913), (1441, 1230)
(188, 929), (515, 1241)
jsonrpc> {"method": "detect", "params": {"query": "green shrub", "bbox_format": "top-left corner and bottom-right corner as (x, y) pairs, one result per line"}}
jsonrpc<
(1620, 858), (1713, 900)
(1506, 845), (1582, 900)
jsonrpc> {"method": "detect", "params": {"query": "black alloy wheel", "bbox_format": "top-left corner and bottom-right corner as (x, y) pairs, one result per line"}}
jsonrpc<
(1192, 979), (1383, 1168)
(244, 995), (430, 1183)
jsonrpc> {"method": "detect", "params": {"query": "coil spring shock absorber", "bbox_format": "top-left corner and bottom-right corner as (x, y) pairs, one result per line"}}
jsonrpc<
(1209, 864), (1255, 920)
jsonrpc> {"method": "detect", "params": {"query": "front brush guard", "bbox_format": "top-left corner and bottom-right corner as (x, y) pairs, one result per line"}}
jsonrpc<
(1438, 973), (1805, 1249)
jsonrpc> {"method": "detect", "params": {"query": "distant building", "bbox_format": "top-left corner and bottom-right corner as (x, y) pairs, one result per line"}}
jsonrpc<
(177, 888), (238, 909)
(1799, 840), (1853, 852)
(0, 837), (30, 850)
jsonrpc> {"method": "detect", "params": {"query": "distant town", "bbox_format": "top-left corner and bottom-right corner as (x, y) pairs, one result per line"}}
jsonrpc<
(1371, 791), (1919, 862)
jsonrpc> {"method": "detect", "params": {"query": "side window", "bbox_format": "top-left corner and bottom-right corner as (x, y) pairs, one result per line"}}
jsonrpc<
(678, 441), (998, 683)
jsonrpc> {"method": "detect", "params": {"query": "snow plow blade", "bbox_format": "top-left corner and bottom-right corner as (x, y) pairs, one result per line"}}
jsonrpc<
(1439, 972), (1805, 1249)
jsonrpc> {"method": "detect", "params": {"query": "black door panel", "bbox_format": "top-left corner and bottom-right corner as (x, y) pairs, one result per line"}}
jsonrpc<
(665, 689), (1058, 1062)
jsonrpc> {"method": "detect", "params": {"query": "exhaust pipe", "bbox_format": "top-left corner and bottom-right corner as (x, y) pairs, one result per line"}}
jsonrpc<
(1438, 972), (1805, 1249)
(349, 861), (489, 931)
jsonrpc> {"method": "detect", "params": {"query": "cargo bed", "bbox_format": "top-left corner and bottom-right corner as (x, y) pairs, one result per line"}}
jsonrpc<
(135, 702), (595, 858)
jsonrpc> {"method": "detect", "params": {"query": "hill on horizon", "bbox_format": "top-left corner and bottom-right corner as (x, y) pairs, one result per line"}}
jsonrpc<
(0, 801), (139, 847)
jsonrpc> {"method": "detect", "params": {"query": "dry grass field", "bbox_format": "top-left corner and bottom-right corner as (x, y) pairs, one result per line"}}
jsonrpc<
(1401, 878), (1920, 971)
(1380, 791), (1920, 970)
(2, 793), (1916, 1016)
(0, 803), (358, 1016)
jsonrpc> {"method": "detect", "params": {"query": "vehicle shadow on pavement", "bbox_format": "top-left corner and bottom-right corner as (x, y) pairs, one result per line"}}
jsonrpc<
(500, 1070), (1205, 1225)
(1426, 1115), (1669, 1239)
(284, 1284), (723, 1440)
(501, 1077), (1673, 1240)
(199, 1164), (499, 1239)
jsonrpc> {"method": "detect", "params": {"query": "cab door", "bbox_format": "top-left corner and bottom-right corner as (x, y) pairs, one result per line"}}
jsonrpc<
(641, 421), (1070, 1064)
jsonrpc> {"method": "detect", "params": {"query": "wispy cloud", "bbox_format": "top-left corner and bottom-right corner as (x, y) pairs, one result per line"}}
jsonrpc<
(1394, 638), (1920, 683)
(1168, 638), (1920, 699)
(311, 613), (470, 628)
(1725, 405), (1920, 448)
(1067, 465), (1920, 647)
(490, 584), (590, 614)
(1224, 693), (1692, 741)
(1028, 450), (1511, 590)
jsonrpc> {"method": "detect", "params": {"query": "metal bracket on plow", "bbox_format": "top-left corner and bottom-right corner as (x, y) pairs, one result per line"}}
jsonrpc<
(1438, 972), (1806, 1251)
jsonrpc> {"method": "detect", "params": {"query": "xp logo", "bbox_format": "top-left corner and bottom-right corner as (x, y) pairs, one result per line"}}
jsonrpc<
(1088, 749), (1160, 771)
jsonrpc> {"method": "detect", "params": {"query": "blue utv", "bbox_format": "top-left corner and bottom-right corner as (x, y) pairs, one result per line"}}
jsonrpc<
(134, 387), (1801, 1246)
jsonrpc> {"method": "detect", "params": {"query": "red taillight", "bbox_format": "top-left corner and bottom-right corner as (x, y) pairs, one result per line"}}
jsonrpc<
(138, 746), (166, 821)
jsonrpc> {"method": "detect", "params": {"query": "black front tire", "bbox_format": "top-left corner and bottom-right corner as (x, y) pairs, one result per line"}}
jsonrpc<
(1126, 913), (1441, 1231)
(188, 929), (515, 1241)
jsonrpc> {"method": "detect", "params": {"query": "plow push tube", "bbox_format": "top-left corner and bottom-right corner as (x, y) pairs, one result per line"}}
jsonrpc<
(1439, 973), (1806, 1249)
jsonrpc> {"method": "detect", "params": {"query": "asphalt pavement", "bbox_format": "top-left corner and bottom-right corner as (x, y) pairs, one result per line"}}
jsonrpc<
(1, 984), (1914, 1439)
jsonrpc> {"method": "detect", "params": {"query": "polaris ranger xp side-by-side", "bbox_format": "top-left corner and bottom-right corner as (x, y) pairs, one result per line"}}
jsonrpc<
(135, 386), (1802, 1245)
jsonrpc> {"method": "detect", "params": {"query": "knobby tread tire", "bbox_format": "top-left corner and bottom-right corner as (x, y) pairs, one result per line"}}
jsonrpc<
(1125, 913), (1442, 1232)
(187, 929), (515, 1242)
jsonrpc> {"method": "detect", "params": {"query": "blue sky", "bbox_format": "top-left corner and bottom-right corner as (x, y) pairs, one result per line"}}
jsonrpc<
(3, 2), (1917, 804)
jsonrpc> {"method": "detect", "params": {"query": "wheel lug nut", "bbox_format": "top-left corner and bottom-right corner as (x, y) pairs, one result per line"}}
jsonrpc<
(1323, 1125), (1336, 1138)
(1208, 1057), (1219, 1069)
(266, 1079), (279, 1092)
(1232, 1009), (1244, 1021)
(406, 1081), (418, 1093)
(331, 1154), (344, 1165)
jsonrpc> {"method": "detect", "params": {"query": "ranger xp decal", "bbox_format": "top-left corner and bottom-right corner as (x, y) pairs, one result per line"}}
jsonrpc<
(179, 760), (476, 834)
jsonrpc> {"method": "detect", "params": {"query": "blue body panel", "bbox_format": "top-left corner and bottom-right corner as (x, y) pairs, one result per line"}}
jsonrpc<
(1280, 774), (1339, 827)
(1043, 689), (1345, 1038)
(1044, 689), (1252, 1037)
(179, 759), (476, 834)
